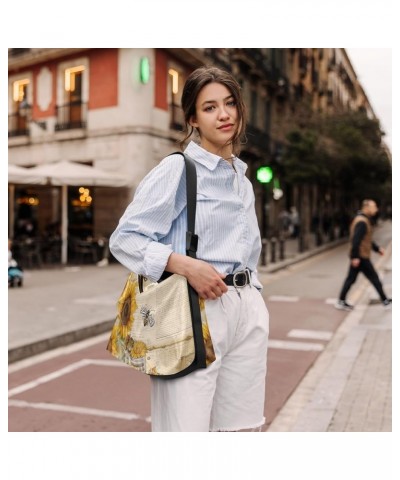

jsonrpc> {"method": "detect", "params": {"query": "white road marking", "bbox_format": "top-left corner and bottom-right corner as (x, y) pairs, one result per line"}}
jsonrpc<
(86, 358), (128, 367)
(9, 337), (326, 401)
(287, 329), (333, 341)
(8, 359), (90, 397)
(8, 358), (127, 397)
(268, 295), (299, 302)
(325, 298), (338, 305)
(268, 339), (324, 351)
(8, 399), (151, 423)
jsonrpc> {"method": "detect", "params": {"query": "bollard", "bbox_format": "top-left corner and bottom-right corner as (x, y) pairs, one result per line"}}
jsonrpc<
(270, 237), (277, 263)
(279, 237), (285, 260)
(315, 229), (322, 246)
(261, 238), (268, 266)
(298, 234), (304, 253)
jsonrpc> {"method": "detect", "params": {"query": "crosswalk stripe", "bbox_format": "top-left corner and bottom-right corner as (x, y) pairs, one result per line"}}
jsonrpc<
(268, 295), (299, 302)
(287, 329), (333, 341)
(268, 339), (324, 351)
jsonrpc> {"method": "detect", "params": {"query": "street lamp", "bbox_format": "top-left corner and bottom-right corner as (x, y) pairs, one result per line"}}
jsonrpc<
(19, 98), (47, 130)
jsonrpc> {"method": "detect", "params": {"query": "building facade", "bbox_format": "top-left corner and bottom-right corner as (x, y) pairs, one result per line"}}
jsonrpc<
(8, 48), (380, 261)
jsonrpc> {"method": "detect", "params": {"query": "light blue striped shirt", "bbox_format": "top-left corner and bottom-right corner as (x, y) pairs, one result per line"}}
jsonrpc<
(109, 141), (263, 289)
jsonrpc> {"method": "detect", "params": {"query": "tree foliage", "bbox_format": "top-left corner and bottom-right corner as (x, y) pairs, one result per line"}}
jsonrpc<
(281, 110), (392, 202)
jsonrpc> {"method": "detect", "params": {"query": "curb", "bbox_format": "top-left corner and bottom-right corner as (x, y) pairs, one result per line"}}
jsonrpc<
(259, 237), (348, 273)
(8, 319), (115, 364)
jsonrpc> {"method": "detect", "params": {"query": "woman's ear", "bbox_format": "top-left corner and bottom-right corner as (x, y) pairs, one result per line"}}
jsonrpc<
(189, 115), (198, 128)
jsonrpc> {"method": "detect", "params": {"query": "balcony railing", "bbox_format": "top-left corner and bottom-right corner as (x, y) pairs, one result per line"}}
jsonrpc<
(169, 103), (184, 131)
(8, 113), (29, 137)
(204, 49), (232, 71)
(55, 101), (87, 131)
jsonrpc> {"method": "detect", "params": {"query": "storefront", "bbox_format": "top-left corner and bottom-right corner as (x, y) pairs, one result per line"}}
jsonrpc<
(8, 162), (128, 266)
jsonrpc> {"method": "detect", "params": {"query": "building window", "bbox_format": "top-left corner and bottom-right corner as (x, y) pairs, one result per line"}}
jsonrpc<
(264, 100), (271, 132)
(65, 66), (84, 95)
(250, 89), (258, 126)
(9, 79), (29, 137)
(168, 67), (184, 130)
(56, 64), (87, 131)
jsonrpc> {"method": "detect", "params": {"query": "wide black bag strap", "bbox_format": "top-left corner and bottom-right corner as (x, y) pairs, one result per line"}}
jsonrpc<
(138, 151), (207, 376)
(170, 151), (206, 370)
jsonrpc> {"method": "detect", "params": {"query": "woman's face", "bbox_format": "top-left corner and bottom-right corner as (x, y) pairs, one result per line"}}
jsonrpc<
(190, 82), (238, 157)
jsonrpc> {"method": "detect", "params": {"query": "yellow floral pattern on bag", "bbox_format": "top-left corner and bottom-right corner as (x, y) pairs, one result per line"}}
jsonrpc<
(107, 273), (216, 375)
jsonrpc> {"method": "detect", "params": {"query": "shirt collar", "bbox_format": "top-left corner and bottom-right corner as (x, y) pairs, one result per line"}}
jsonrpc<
(184, 141), (248, 175)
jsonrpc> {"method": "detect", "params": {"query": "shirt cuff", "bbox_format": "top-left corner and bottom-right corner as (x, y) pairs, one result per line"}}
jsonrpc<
(144, 242), (173, 282)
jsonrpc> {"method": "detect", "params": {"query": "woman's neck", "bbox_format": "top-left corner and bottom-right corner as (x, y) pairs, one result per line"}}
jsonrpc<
(199, 141), (233, 162)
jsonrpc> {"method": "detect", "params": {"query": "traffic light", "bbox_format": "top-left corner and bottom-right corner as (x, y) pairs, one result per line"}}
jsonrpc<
(256, 166), (273, 184)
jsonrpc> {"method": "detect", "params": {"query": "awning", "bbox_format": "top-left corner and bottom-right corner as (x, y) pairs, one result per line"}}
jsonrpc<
(28, 160), (128, 187)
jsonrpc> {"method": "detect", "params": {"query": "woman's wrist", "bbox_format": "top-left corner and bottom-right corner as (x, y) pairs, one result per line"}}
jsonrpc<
(165, 252), (194, 277)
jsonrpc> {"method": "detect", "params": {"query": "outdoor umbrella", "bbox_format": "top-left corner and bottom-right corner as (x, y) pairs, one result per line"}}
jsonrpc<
(8, 164), (47, 185)
(29, 161), (128, 187)
(28, 161), (129, 264)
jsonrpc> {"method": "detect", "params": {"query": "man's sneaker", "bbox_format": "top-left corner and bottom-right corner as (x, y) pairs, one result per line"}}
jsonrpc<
(383, 298), (392, 309)
(335, 300), (354, 311)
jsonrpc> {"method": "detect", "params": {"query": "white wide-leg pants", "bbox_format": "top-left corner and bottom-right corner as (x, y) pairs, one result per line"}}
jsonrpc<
(150, 285), (269, 432)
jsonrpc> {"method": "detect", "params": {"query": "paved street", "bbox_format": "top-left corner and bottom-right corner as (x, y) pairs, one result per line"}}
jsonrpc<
(8, 221), (392, 433)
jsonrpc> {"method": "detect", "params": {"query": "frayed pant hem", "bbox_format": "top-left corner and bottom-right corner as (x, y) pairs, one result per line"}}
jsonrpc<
(210, 417), (265, 432)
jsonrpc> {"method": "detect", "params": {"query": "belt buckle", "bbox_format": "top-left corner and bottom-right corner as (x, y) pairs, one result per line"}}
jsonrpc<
(233, 270), (248, 288)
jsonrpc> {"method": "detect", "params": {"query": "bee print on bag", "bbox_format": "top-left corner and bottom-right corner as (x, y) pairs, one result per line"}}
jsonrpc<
(140, 305), (155, 327)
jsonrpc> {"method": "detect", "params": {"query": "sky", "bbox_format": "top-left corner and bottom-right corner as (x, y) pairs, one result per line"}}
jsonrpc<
(346, 48), (392, 151)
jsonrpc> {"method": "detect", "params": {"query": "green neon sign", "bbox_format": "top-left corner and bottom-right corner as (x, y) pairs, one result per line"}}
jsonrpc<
(140, 57), (150, 84)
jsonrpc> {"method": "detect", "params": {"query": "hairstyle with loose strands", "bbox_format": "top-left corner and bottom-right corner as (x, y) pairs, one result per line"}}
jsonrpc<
(180, 66), (247, 156)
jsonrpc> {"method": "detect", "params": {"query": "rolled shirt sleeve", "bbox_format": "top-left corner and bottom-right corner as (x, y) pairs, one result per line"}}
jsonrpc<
(109, 154), (186, 281)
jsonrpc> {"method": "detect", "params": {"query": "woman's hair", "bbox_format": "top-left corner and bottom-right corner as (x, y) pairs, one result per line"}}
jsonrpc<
(180, 66), (247, 155)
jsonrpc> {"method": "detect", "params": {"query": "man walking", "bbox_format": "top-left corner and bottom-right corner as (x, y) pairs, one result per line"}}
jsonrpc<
(335, 199), (392, 311)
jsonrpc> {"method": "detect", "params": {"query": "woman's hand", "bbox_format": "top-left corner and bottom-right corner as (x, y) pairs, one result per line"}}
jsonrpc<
(165, 253), (227, 300)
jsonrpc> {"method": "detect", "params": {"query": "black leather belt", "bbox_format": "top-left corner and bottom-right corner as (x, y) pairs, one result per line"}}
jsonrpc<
(223, 269), (251, 287)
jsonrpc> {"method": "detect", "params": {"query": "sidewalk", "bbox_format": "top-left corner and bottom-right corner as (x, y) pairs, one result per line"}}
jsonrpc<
(267, 239), (392, 432)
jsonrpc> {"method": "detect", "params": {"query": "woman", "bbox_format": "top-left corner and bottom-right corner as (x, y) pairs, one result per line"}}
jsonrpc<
(110, 66), (269, 432)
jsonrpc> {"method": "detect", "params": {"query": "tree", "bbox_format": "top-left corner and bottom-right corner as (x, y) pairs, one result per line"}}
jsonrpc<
(280, 110), (392, 244)
(282, 110), (391, 202)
